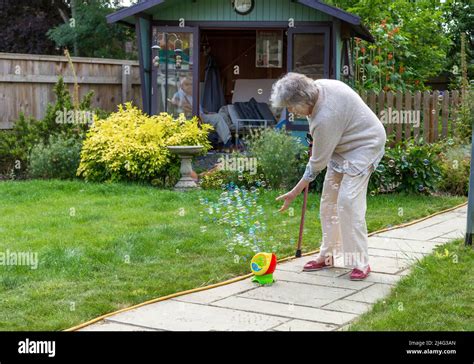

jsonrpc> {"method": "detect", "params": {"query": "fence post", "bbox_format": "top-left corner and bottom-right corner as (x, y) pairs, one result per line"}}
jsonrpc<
(451, 90), (460, 137)
(441, 91), (450, 138)
(414, 91), (421, 141)
(386, 91), (394, 144)
(432, 90), (440, 142)
(368, 90), (376, 114)
(404, 90), (412, 140)
(395, 90), (403, 143)
(423, 91), (431, 143)
(122, 64), (132, 104)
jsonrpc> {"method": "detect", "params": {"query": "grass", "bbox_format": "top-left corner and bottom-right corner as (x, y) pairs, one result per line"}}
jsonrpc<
(0, 179), (466, 331)
(349, 240), (474, 331)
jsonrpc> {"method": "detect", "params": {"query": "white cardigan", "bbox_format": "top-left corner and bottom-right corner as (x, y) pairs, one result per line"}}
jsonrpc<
(303, 79), (387, 181)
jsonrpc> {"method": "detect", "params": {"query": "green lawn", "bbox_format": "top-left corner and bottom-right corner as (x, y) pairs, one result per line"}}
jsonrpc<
(0, 180), (466, 331)
(349, 240), (474, 331)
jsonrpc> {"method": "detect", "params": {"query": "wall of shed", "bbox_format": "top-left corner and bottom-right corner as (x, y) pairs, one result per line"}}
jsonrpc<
(150, 0), (332, 22)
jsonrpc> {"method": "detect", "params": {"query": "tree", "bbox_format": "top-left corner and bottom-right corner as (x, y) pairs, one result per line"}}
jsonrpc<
(47, 0), (136, 59)
(443, 0), (474, 87)
(326, 0), (451, 90)
(0, 0), (66, 54)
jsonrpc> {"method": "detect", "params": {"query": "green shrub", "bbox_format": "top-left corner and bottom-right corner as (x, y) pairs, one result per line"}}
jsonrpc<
(28, 135), (82, 179)
(369, 138), (443, 195)
(0, 77), (102, 178)
(0, 114), (39, 178)
(35, 77), (94, 143)
(77, 103), (213, 183)
(245, 128), (307, 190)
(438, 143), (470, 196)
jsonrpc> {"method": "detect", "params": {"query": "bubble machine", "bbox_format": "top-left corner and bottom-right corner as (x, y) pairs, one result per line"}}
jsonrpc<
(250, 252), (277, 285)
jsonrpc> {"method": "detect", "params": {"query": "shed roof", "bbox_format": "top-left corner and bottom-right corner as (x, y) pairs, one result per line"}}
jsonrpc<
(107, 0), (374, 42)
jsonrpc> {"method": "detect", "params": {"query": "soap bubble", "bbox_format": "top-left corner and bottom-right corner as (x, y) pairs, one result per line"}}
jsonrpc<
(388, 159), (396, 168)
(199, 183), (273, 255)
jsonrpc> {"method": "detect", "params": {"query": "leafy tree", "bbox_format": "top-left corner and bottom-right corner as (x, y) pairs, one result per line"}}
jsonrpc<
(443, 0), (474, 87)
(327, 0), (451, 90)
(0, 0), (136, 58)
(0, 0), (66, 54)
(47, 0), (136, 59)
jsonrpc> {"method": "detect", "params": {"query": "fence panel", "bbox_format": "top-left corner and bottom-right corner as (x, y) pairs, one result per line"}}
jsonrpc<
(0, 54), (464, 144)
(0, 53), (142, 129)
(359, 89), (462, 145)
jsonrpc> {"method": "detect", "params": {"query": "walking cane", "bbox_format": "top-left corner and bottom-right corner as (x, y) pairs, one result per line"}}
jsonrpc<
(295, 133), (313, 257)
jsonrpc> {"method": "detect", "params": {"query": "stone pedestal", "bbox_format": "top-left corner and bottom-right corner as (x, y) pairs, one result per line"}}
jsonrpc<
(167, 146), (203, 191)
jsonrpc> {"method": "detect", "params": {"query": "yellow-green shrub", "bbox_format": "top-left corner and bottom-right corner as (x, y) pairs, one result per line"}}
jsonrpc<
(77, 103), (213, 183)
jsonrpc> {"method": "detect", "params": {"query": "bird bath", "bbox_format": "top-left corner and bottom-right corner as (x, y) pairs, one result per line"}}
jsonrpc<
(167, 146), (203, 191)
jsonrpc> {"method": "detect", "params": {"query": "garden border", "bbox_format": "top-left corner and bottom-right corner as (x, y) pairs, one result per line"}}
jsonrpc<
(65, 200), (468, 332)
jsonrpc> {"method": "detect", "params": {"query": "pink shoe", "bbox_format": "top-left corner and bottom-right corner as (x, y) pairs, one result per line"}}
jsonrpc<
(350, 266), (371, 280)
(303, 258), (333, 272)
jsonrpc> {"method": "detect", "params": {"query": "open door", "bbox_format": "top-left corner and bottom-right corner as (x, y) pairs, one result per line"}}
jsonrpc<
(151, 26), (199, 118)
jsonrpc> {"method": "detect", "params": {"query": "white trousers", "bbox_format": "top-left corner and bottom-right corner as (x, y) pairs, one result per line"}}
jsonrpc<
(317, 164), (374, 270)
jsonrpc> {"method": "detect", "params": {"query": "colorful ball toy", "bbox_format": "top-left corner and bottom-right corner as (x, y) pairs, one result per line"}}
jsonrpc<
(250, 252), (277, 285)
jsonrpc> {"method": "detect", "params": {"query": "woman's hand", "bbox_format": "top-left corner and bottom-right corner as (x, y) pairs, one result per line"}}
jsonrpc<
(275, 190), (298, 212)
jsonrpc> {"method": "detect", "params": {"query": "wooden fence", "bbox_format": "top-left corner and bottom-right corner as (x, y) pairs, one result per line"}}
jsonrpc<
(358, 90), (462, 144)
(0, 53), (142, 129)
(0, 53), (463, 145)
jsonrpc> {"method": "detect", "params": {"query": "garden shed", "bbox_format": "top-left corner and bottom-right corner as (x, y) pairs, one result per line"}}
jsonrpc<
(107, 0), (373, 127)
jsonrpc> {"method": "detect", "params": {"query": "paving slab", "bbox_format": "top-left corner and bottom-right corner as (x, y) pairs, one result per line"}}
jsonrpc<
(368, 255), (412, 274)
(368, 236), (442, 254)
(339, 271), (404, 285)
(368, 248), (426, 261)
(173, 278), (258, 304)
(277, 261), (351, 277)
(344, 284), (394, 304)
(275, 269), (373, 290)
(212, 296), (357, 326)
(105, 299), (288, 331)
(322, 299), (373, 315)
(376, 219), (465, 241)
(237, 280), (354, 308)
(80, 321), (159, 331)
(272, 319), (338, 331)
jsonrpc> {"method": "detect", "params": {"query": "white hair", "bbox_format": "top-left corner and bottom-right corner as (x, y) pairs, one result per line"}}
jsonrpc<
(270, 72), (319, 108)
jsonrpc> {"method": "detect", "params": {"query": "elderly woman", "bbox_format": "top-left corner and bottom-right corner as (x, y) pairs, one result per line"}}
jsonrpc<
(271, 72), (386, 281)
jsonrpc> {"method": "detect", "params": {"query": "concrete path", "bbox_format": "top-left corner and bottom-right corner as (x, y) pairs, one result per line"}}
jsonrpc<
(80, 205), (467, 332)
